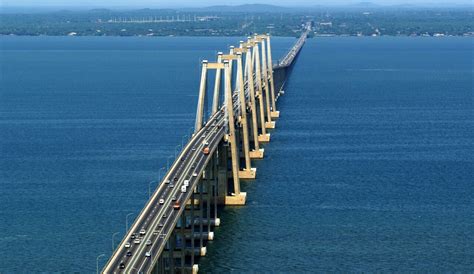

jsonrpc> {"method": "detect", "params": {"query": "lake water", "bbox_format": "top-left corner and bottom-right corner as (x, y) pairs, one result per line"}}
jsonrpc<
(0, 36), (472, 272)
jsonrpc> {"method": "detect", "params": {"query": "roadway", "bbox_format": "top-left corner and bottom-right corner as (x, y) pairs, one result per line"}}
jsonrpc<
(103, 109), (226, 273)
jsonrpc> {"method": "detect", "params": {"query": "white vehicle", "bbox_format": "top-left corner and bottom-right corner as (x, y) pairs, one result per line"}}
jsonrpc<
(164, 179), (170, 184)
(124, 242), (131, 248)
(140, 229), (146, 235)
(159, 198), (164, 204)
(192, 172), (198, 177)
(183, 180), (189, 187)
(134, 239), (140, 244)
(203, 140), (209, 146)
(181, 185), (187, 193)
(145, 251), (151, 257)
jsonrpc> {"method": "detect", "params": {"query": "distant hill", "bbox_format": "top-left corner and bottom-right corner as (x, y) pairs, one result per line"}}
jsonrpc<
(352, 2), (379, 8)
(182, 4), (294, 13)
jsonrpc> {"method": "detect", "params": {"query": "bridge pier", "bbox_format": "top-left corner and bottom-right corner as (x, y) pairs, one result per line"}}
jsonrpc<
(244, 44), (265, 160)
(266, 35), (279, 120)
(260, 36), (274, 130)
(235, 49), (256, 180)
(253, 41), (271, 144)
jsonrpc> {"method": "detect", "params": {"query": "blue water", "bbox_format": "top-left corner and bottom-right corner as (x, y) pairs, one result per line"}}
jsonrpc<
(1, 36), (473, 272)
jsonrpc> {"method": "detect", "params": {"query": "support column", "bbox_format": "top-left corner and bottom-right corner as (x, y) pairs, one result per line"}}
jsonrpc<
(190, 189), (195, 269)
(216, 142), (228, 205)
(245, 45), (264, 159)
(236, 51), (256, 179)
(169, 231), (175, 274)
(180, 213), (185, 274)
(223, 60), (246, 205)
(198, 181), (206, 256)
(266, 35), (279, 119)
(194, 60), (208, 133)
(261, 39), (275, 130)
(254, 42), (270, 143)
(213, 153), (220, 223)
(211, 52), (223, 114)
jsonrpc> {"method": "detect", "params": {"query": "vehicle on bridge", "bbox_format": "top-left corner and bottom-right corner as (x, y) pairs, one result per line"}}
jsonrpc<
(173, 201), (181, 209)
(181, 185), (187, 193)
(202, 146), (210, 155)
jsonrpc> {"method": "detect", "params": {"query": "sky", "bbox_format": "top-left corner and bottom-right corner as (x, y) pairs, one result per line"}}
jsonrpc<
(1, 0), (472, 7)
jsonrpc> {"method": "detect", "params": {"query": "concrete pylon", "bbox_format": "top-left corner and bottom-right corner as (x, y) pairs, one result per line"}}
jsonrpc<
(235, 50), (256, 179)
(260, 38), (276, 130)
(266, 35), (279, 119)
(211, 52), (223, 114)
(223, 60), (246, 205)
(253, 41), (270, 143)
(245, 44), (264, 159)
(194, 60), (208, 133)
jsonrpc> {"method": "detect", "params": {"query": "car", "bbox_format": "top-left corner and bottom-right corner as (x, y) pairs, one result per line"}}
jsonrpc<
(145, 251), (151, 257)
(124, 242), (131, 248)
(164, 179), (170, 184)
(153, 230), (159, 235)
(162, 214), (167, 218)
(192, 148), (196, 151)
(172, 196), (176, 201)
(183, 180), (189, 187)
(146, 240), (152, 246)
(181, 185), (187, 193)
(173, 177), (178, 182)
(126, 251), (132, 257)
(159, 233), (165, 239)
(181, 157), (185, 161)
(202, 147), (210, 155)
(131, 234), (136, 239)
(192, 172), (198, 177)
(119, 262), (125, 269)
(134, 239), (140, 244)
(173, 201), (180, 209)
(191, 164), (196, 168)
(140, 229), (146, 235)
(158, 223), (164, 227)
(159, 198), (164, 204)
(203, 140), (209, 146)
(169, 184), (174, 188)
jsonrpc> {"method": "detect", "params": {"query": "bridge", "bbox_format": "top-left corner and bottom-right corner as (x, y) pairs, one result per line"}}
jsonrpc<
(102, 22), (311, 274)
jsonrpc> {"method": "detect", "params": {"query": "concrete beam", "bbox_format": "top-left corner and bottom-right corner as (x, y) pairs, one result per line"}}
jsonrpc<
(265, 121), (276, 129)
(239, 168), (257, 180)
(271, 111), (280, 119)
(258, 134), (271, 143)
(224, 192), (247, 205)
(249, 148), (264, 159)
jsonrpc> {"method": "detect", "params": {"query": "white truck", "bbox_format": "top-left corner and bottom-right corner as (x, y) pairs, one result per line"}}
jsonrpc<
(181, 185), (187, 193)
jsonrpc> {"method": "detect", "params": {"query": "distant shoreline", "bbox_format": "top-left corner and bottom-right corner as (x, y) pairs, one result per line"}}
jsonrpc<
(1, 34), (473, 38)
